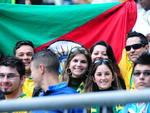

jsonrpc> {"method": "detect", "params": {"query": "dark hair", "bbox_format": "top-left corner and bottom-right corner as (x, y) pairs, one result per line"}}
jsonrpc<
(0, 50), (5, 61)
(90, 41), (117, 64)
(90, 41), (125, 88)
(0, 56), (25, 78)
(30, 0), (43, 4)
(127, 31), (149, 46)
(134, 52), (150, 68)
(62, 46), (91, 82)
(13, 40), (35, 55)
(84, 59), (121, 92)
(32, 49), (59, 74)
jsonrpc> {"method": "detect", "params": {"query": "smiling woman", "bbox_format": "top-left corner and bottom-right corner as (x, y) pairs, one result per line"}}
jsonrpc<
(84, 58), (122, 113)
(62, 46), (91, 93)
(48, 40), (82, 74)
(85, 59), (121, 92)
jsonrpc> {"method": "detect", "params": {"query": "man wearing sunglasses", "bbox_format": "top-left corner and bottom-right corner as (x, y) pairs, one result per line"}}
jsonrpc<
(126, 32), (149, 63)
(121, 31), (149, 89)
(0, 56), (26, 100)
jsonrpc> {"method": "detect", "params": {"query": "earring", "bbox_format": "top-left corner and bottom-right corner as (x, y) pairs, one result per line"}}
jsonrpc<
(66, 68), (72, 75)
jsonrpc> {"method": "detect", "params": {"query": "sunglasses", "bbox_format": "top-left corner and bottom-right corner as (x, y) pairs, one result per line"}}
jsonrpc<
(70, 47), (89, 54)
(125, 43), (143, 51)
(94, 58), (112, 64)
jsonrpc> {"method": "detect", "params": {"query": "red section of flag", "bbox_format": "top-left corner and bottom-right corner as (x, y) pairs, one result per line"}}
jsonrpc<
(36, 0), (137, 63)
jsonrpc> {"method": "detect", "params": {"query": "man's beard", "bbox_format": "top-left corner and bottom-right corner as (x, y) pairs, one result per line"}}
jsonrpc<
(1, 88), (13, 95)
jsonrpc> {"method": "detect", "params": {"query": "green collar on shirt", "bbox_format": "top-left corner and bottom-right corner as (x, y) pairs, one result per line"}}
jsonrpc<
(17, 93), (27, 98)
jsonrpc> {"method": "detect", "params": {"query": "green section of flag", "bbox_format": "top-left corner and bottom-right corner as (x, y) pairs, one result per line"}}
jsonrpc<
(0, 0), (14, 3)
(0, 3), (119, 55)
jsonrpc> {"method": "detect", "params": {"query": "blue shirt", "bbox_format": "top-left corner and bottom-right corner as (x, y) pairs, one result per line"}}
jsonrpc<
(32, 82), (84, 113)
(120, 103), (150, 113)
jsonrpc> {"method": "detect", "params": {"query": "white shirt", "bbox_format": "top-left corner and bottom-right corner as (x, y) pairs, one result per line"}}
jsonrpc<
(132, 8), (150, 36)
(91, 0), (119, 4)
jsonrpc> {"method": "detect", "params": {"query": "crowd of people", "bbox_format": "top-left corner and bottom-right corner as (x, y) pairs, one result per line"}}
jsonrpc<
(0, 31), (150, 113)
(0, 0), (150, 113)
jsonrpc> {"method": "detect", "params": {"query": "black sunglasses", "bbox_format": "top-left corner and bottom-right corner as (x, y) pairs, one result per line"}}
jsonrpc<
(125, 43), (144, 51)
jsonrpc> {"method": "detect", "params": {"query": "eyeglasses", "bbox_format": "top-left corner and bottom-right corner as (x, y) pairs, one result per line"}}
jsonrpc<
(133, 70), (150, 77)
(125, 43), (143, 51)
(0, 73), (20, 80)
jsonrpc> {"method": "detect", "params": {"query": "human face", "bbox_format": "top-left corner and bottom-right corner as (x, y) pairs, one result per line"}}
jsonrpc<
(146, 34), (150, 52)
(0, 66), (23, 95)
(133, 64), (150, 89)
(91, 45), (108, 62)
(93, 64), (113, 90)
(72, 0), (89, 4)
(30, 61), (41, 88)
(140, 0), (150, 10)
(15, 45), (34, 71)
(69, 54), (88, 78)
(126, 37), (147, 63)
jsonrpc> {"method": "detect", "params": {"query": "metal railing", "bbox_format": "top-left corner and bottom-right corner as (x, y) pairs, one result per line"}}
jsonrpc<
(0, 89), (150, 112)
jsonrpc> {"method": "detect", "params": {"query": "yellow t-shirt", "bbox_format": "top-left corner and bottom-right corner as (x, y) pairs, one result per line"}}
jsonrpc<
(13, 93), (30, 113)
(2, 93), (30, 113)
(118, 49), (134, 90)
(22, 77), (34, 97)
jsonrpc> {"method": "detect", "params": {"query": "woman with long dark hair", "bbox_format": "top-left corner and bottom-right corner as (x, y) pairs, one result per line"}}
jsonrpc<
(85, 59), (122, 113)
(90, 41), (126, 89)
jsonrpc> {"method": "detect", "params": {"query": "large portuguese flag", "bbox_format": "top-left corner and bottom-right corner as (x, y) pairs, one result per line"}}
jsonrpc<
(0, 0), (136, 63)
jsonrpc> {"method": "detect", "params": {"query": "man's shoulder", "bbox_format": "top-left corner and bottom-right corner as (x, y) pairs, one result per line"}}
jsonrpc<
(45, 82), (78, 96)
(60, 86), (77, 94)
(55, 84), (77, 95)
